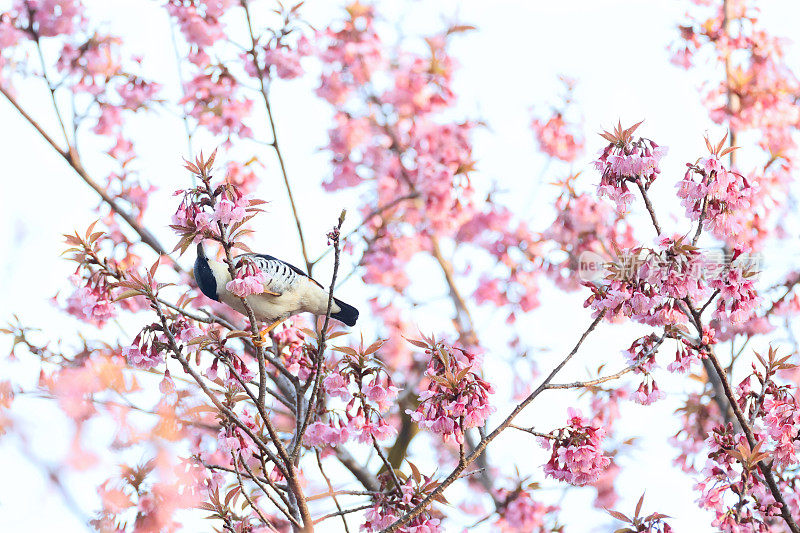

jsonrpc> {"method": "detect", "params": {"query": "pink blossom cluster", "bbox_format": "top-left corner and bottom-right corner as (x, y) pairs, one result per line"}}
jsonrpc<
(66, 276), (117, 327)
(315, 4), (384, 106)
(493, 488), (559, 533)
(677, 156), (753, 240)
(762, 393), (800, 468)
(623, 334), (665, 405)
(362, 471), (443, 532)
(543, 190), (635, 291)
(672, 5), (800, 249)
(624, 333), (661, 374)
(22, 0), (84, 38)
(594, 134), (667, 213)
(271, 323), (314, 379)
(542, 408), (610, 486)
(382, 36), (456, 115)
(589, 388), (627, 429)
(214, 197), (247, 225)
(303, 418), (351, 448)
(631, 375), (664, 406)
(173, 196), (216, 240)
(696, 424), (783, 532)
(407, 120), (478, 233)
(408, 342), (494, 444)
(0, 13), (23, 50)
(585, 238), (714, 326)
(668, 327), (714, 373)
(172, 317), (204, 352)
(458, 207), (544, 319)
(314, 7), (521, 316)
(585, 273), (683, 327)
(590, 461), (621, 509)
(165, 0), (232, 48)
(225, 258), (268, 298)
(305, 339), (399, 447)
(181, 69), (253, 140)
(57, 35), (123, 93)
(205, 350), (255, 390)
(709, 260), (760, 325)
(172, 181), (254, 247)
(531, 113), (584, 163)
(671, 392), (722, 473)
(244, 36), (311, 81)
(217, 408), (258, 462)
(224, 160), (260, 194)
(640, 236), (708, 301)
(123, 330), (165, 370)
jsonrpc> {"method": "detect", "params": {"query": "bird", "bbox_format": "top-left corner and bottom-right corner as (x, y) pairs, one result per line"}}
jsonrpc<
(193, 243), (358, 335)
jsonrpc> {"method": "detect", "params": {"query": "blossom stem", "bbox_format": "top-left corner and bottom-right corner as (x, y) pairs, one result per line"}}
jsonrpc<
(372, 435), (403, 493)
(635, 180), (662, 236)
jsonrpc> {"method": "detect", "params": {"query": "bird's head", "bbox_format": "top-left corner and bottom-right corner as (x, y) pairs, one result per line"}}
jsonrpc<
(194, 242), (227, 301)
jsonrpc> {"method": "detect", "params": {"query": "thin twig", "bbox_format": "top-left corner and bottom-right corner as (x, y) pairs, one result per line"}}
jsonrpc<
(313, 504), (374, 525)
(292, 211), (346, 460)
(315, 449), (351, 533)
(240, 0), (312, 275)
(635, 180), (662, 236)
(232, 453), (279, 530)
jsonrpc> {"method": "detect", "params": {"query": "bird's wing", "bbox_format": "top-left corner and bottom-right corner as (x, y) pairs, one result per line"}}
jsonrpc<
(253, 254), (325, 289)
(237, 254), (324, 295)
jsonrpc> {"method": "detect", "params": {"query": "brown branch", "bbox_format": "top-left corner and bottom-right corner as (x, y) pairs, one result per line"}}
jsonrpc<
(635, 180), (662, 236)
(313, 504), (374, 525)
(233, 453), (284, 530)
(429, 235), (477, 346)
(705, 348), (800, 532)
(334, 448), (380, 493)
(381, 311), (605, 532)
(0, 84), (172, 261)
(546, 365), (637, 389)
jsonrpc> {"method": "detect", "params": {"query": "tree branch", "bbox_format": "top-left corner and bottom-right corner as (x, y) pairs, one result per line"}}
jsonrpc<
(381, 311), (605, 532)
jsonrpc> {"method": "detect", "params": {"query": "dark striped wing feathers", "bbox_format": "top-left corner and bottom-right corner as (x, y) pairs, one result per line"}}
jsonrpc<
(237, 253), (324, 291)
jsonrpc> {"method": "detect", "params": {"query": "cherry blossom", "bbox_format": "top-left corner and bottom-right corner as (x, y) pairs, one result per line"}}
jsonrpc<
(494, 488), (559, 533)
(542, 408), (611, 486)
(594, 122), (667, 213)
(407, 338), (494, 444)
(225, 258), (268, 298)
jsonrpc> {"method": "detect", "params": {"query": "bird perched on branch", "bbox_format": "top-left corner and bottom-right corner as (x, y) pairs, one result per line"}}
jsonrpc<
(194, 243), (358, 334)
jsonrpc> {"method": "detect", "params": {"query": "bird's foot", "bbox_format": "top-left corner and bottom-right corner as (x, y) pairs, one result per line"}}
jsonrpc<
(255, 319), (286, 346)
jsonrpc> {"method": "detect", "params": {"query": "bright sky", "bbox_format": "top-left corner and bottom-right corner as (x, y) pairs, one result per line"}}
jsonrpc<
(2, 0), (800, 531)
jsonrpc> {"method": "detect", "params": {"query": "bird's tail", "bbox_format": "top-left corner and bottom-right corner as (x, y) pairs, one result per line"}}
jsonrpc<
(331, 298), (359, 327)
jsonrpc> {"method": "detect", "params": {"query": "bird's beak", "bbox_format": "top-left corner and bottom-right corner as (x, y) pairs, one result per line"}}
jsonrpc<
(197, 242), (206, 259)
